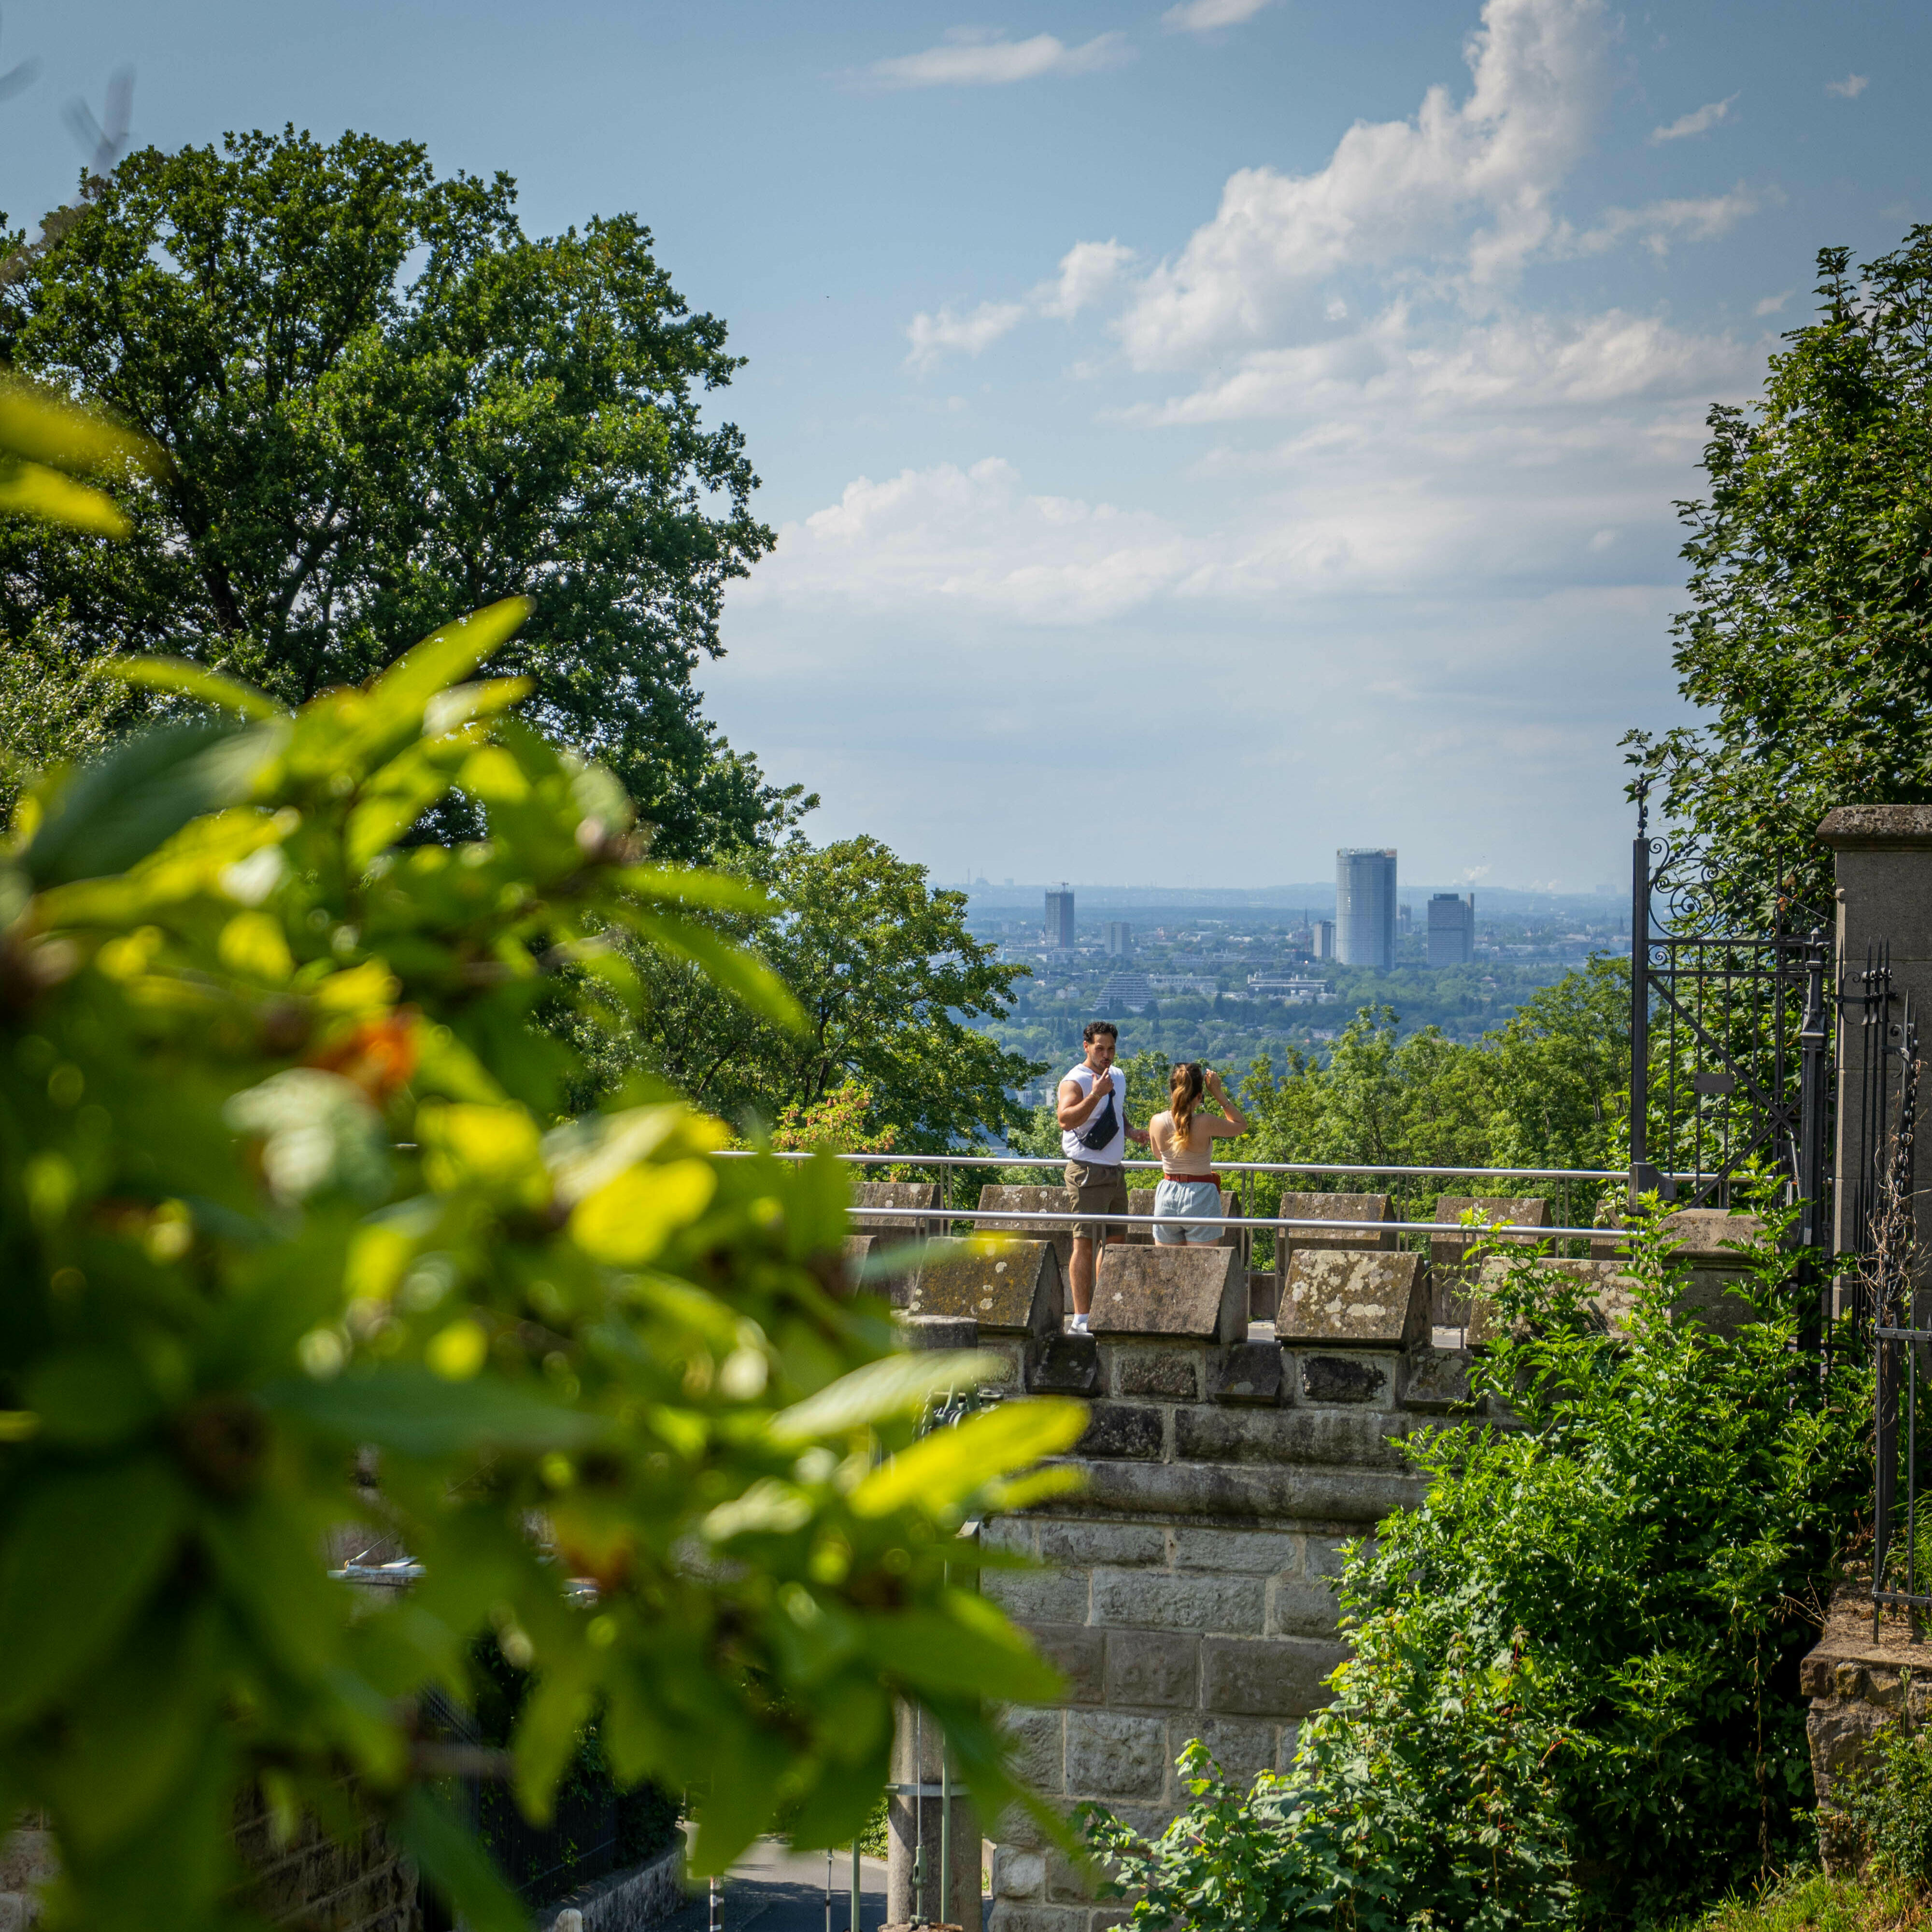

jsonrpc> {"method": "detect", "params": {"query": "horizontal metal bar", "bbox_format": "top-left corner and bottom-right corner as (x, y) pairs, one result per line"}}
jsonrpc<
(1872, 1589), (1932, 1609)
(1877, 1328), (1932, 1342)
(886, 1782), (972, 1799)
(719, 1151), (1703, 1183)
(855, 1205), (1615, 1240)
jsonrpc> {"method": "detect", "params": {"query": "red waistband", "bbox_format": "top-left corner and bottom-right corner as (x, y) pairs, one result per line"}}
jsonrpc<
(1160, 1173), (1219, 1184)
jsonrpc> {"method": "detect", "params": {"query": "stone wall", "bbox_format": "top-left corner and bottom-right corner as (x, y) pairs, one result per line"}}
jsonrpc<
(945, 1245), (1468, 1932)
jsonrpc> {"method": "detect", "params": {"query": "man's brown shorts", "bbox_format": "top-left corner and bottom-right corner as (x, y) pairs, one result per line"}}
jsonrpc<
(1065, 1160), (1129, 1242)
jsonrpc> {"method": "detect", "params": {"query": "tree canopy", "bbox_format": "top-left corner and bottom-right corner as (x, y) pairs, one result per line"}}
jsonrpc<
(1630, 227), (1932, 910)
(0, 126), (795, 859)
(604, 835), (1040, 1151)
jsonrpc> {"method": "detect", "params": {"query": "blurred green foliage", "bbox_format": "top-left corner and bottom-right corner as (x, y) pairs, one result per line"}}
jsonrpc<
(0, 385), (1083, 1932)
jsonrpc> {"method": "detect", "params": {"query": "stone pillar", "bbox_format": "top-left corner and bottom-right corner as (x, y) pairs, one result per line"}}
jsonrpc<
(1816, 807), (1932, 1282)
(887, 1702), (980, 1930)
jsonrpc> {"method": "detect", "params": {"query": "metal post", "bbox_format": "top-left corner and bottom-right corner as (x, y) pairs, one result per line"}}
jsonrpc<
(1795, 929), (1831, 1358)
(851, 1844), (860, 1932)
(939, 1744), (952, 1930)
(825, 1849), (832, 1932)
(1629, 803), (1658, 1206)
(710, 1875), (721, 1932)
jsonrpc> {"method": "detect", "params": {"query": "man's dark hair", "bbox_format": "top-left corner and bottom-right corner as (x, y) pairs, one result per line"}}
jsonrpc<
(1083, 1020), (1119, 1044)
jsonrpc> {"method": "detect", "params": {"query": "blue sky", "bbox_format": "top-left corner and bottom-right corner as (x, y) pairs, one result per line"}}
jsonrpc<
(4, 0), (1926, 891)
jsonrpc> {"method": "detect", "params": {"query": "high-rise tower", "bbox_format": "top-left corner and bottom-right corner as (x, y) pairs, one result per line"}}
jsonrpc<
(1336, 849), (1397, 968)
(1044, 883), (1075, 949)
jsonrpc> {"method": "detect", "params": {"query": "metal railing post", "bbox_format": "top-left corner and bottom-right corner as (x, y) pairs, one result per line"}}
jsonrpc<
(1629, 811), (1657, 1206)
(1796, 928), (1830, 1358)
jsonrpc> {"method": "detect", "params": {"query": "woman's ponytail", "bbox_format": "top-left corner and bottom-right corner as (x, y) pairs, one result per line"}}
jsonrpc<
(1169, 1062), (1204, 1143)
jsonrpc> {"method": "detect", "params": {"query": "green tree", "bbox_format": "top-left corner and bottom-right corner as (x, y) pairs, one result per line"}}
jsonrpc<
(1629, 227), (1932, 912)
(0, 126), (795, 858)
(617, 835), (1041, 1151)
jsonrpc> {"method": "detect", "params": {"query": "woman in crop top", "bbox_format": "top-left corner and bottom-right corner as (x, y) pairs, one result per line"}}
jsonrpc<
(1147, 1063), (1250, 1245)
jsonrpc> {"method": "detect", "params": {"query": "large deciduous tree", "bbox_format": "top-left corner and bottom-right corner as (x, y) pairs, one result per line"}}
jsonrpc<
(0, 126), (794, 858)
(610, 836), (1040, 1151)
(1630, 227), (1932, 912)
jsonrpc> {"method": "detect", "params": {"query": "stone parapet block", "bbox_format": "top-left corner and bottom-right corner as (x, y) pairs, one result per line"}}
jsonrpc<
(1430, 1196), (1549, 1325)
(1030, 1333), (1100, 1394)
(899, 1238), (1063, 1338)
(1211, 1340), (1284, 1406)
(1073, 1456), (1428, 1524)
(1090, 1245), (1245, 1344)
(1277, 1250), (1430, 1350)
(1290, 1350), (1396, 1407)
(977, 1187), (1076, 1275)
(1468, 1256), (1639, 1348)
(853, 1181), (943, 1246)
(1103, 1342), (1208, 1401)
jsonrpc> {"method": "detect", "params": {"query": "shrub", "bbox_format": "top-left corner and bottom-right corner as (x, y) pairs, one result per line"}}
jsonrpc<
(0, 385), (1084, 1932)
(1086, 1210), (1871, 1927)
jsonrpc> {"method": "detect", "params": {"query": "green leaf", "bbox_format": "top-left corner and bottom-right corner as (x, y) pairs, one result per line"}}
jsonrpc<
(851, 1399), (1088, 1516)
(366, 599), (534, 735)
(22, 720), (284, 886)
(858, 1597), (1062, 1704)
(0, 457), (131, 535)
(264, 1369), (611, 1459)
(615, 865), (780, 917)
(105, 655), (282, 720)
(767, 1351), (1001, 1446)
(394, 1787), (528, 1932)
(0, 376), (164, 479)
(0, 1457), (188, 1725)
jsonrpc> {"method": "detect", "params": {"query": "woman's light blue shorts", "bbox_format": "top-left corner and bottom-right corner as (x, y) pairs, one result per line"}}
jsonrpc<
(1152, 1177), (1222, 1245)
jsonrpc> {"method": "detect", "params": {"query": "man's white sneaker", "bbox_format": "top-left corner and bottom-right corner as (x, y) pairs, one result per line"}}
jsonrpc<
(1070, 1312), (1089, 1333)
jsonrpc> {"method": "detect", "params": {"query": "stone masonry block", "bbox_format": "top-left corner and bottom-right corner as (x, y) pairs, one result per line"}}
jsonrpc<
(1029, 1622), (1107, 1704)
(1065, 1711), (1170, 1801)
(1174, 1404), (1408, 1469)
(1000, 1705), (1067, 1793)
(1296, 1351), (1394, 1407)
(1279, 1250), (1430, 1350)
(1275, 1193), (1396, 1257)
(0, 1833), (56, 1895)
(1267, 1573), (1343, 1639)
(1212, 1339), (1284, 1406)
(1104, 1631), (1200, 1707)
(1044, 1847), (1104, 1904)
(980, 1515), (1037, 1555)
(1404, 1346), (1477, 1411)
(1037, 1521), (1167, 1567)
(1172, 1527), (1303, 1574)
(1092, 1567), (1266, 1635)
(1202, 1636), (1347, 1717)
(976, 1187), (1077, 1276)
(985, 1564), (1093, 1625)
(1109, 1346), (1204, 1401)
(1080, 1455), (1427, 1525)
(1077, 1401), (1166, 1461)
(1191, 1717), (1279, 1790)
(1306, 1535), (1356, 1579)
(901, 1237), (1063, 1337)
(1030, 1332), (1101, 1394)
(1277, 1722), (1304, 1774)
(987, 1906), (1087, 1932)
(993, 1848), (1047, 1901)
(1090, 1245), (1246, 1345)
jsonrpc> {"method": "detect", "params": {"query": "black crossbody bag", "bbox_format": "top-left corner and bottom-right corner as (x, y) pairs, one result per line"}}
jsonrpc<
(1074, 1080), (1119, 1153)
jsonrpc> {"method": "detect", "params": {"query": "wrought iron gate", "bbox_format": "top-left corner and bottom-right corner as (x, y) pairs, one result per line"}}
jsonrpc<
(1628, 789), (1833, 1229)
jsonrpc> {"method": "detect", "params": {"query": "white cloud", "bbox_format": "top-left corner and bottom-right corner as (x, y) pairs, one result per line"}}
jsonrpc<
(864, 28), (1131, 89)
(1754, 288), (1794, 316)
(1553, 185), (1756, 258)
(1116, 0), (1614, 367)
(904, 300), (1027, 371)
(1126, 305), (1752, 425)
(745, 457), (1207, 625)
(1040, 240), (1135, 319)
(1162, 0), (1274, 31)
(1825, 73), (1869, 98)
(1649, 93), (1736, 142)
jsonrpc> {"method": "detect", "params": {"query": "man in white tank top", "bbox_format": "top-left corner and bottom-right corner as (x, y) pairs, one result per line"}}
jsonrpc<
(1056, 1020), (1150, 1331)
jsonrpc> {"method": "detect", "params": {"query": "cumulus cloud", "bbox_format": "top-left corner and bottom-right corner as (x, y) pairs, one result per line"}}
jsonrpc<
(1115, 0), (1614, 368)
(1825, 73), (1869, 98)
(1040, 240), (1136, 319)
(864, 28), (1130, 89)
(1649, 93), (1736, 142)
(904, 301), (1027, 370)
(1163, 0), (1275, 30)
(1553, 185), (1757, 258)
(1755, 288), (1794, 316)
(743, 457), (1208, 625)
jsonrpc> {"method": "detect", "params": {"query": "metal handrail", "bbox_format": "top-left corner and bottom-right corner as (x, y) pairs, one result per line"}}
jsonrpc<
(852, 1204), (1617, 1241)
(719, 1150), (1700, 1184)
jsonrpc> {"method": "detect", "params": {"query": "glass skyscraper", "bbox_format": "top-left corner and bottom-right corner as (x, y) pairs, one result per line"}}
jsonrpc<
(1336, 848), (1397, 968)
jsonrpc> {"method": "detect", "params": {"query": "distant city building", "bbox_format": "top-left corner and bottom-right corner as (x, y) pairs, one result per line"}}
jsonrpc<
(1397, 904), (1412, 938)
(1427, 892), (1477, 967)
(1248, 975), (1330, 1003)
(1313, 919), (1335, 961)
(1106, 921), (1134, 956)
(1096, 973), (1153, 1012)
(1336, 848), (1397, 968)
(1148, 975), (1218, 997)
(1044, 882), (1075, 949)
